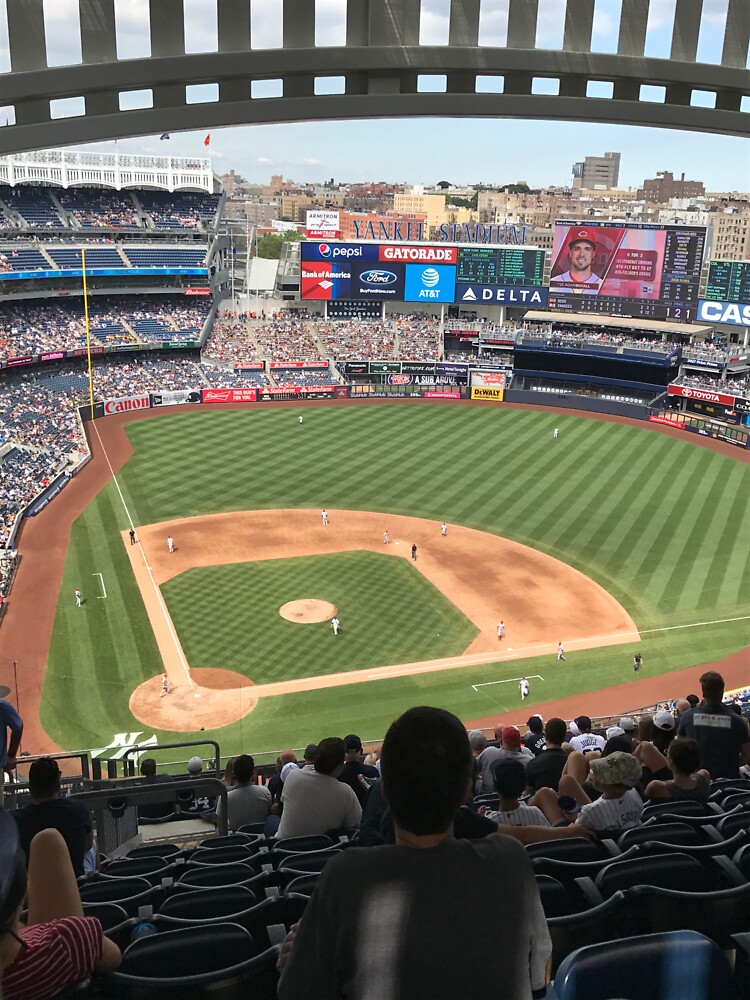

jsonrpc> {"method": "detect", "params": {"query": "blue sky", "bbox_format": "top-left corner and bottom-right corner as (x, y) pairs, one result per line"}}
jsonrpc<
(1, 0), (748, 191)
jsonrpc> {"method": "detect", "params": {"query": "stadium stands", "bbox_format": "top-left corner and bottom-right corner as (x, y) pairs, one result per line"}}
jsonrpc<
(0, 184), (63, 227)
(57, 188), (141, 229)
(138, 190), (221, 230)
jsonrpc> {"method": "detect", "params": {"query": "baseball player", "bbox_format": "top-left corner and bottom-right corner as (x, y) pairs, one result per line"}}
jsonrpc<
(331, 616), (340, 636)
(75, 587), (82, 607)
(383, 530), (390, 545)
(557, 641), (566, 662)
(519, 676), (529, 700)
(553, 427), (559, 439)
(497, 621), (505, 641)
(129, 528), (136, 545)
(633, 652), (642, 674)
(411, 544), (417, 561)
(321, 510), (329, 526)
(160, 673), (169, 698)
(441, 522), (447, 538)
(167, 535), (174, 554)
(299, 415), (303, 425)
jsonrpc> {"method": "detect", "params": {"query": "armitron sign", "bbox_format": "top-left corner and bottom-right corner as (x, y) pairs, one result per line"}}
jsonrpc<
(667, 384), (735, 407)
(103, 395), (151, 414)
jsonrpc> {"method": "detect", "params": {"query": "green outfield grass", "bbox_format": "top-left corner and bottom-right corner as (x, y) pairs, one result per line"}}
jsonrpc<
(162, 552), (478, 681)
(41, 404), (750, 756)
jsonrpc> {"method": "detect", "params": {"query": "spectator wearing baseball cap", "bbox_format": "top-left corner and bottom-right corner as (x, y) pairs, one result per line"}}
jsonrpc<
(338, 734), (379, 807)
(486, 727), (535, 781)
(575, 753), (644, 831)
(179, 757), (216, 819)
(523, 716), (546, 756)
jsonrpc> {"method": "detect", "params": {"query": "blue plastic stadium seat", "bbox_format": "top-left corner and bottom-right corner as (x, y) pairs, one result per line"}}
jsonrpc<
(626, 879), (750, 949)
(553, 930), (732, 1000)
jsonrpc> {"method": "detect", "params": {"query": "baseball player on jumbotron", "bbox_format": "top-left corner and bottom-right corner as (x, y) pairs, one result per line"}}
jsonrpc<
(551, 229), (602, 292)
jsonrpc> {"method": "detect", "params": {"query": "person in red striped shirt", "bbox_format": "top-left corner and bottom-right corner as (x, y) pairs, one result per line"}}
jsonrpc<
(0, 815), (121, 999)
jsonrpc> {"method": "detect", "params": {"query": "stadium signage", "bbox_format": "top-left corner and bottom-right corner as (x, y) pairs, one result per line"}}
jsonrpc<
(380, 245), (457, 263)
(103, 395), (151, 414)
(458, 285), (548, 306)
(352, 220), (527, 244)
(667, 385), (735, 407)
(184, 288), (211, 296)
(269, 361), (329, 369)
(40, 351), (66, 361)
(233, 363), (265, 370)
(6, 355), (34, 367)
(360, 269), (398, 285)
(201, 388), (258, 403)
(697, 300), (750, 326)
(471, 386), (504, 401)
(424, 390), (462, 398)
(306, 210), (340, 239)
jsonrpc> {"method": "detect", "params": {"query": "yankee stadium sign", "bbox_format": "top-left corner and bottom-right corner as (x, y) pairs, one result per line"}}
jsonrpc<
(352, 221), (528, 245)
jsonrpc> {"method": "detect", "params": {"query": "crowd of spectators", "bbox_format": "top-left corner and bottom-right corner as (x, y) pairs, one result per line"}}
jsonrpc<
(673, 372), (750, 396)
(393, 316), (442, 360)
(254, 318), (321, 362)
(273, 367), (338, 387)
(0, 297), (209, 359)
(313, 319), (395, 360)
(527, 326), (676, 353)
(138, 191), (221, 231)
(57, 190), (140, 230)
(202, 315), (262, 364)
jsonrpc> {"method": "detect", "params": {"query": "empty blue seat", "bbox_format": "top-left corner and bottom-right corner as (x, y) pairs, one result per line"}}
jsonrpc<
(553, 930), (732, 1000)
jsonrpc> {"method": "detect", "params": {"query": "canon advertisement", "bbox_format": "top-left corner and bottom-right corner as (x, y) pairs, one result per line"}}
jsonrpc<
(548, 222), (706, 322)
(102, 395), (152, 415)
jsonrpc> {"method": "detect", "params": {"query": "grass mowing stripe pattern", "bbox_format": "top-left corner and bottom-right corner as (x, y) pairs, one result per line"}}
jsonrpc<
(40, 405), (750, 755)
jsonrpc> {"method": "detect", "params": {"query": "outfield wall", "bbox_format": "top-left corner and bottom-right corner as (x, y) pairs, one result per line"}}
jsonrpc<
(504, 388), (652, 420)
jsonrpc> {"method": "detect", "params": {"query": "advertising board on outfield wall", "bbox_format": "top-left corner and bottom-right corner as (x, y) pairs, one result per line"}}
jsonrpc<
(471, 386), (505, 401)
(201, 388), (258, 403)
(152, 390), (201, 406)
(103, 394), (151, 414)
(471, 371), (507, 390)
(667, 384), (735, 407)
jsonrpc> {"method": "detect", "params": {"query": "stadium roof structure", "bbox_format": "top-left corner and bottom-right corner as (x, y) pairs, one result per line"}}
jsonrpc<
(523, 310), (714, 337)
(0, 0), (748, 156)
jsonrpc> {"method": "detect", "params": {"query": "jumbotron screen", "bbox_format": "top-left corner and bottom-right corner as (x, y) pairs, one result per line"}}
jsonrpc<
(704, 260), (750, 305)
(548, 222), (707, 322)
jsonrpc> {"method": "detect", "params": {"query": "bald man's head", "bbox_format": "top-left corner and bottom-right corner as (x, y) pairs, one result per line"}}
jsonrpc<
(675, 699), (691, 716)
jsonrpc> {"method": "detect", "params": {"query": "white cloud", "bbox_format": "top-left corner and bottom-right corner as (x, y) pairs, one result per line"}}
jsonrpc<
(257, 156), (273, 165)
(419, 0), (450, 45)
(478, 0), (510, 47)
(315, 0), (347, 46)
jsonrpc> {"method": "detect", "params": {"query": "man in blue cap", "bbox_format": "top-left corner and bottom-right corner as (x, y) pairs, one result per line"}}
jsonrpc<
(0, 685), (22, 806)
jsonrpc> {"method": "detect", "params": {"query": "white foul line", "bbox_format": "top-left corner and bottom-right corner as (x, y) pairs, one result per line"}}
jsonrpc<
(93, 572), (107, 599)
(89, 421), (194, 689)
(638, 614), (750, 635)
(473, 674), (544, 692)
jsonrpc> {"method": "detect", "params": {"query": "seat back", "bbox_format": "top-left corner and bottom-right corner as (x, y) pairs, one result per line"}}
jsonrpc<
(627, 881), (750, 949)
(717, 810), (750, 839)
(595, 853), (706, 897)
(80, 901), (129, 932)
(158, 886), (257, 921)
(124, 843), (182, 860)
(553, 930), (732, 1000)
(178, 864), (269, 890)
(272, 835), (334, 854)
(79, 877), (153, 908)
(283, 874), (320, 898)
(532, 847), (640, 891)
(642, 799), (708, 820)
(547, 892), (626, 976)
(535, 875), (571, 918)
(617, 822), (702, 850)
(525, 838), (603, 863)
(189, 845), (265, 866)
(198, 834), (263, 850)
(275, 850), (340, 874)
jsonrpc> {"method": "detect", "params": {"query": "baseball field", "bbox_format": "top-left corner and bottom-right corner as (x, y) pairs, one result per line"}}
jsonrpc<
(15, 401), (750, 763)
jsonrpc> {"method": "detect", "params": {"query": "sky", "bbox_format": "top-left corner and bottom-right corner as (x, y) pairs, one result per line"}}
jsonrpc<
(0, 0), (748, 192)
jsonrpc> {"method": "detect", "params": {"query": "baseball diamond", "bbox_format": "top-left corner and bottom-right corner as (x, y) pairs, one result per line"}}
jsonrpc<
(5, 399), (747, 759)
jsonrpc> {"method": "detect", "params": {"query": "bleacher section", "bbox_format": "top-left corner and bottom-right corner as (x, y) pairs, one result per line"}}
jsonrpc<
(0, 245), (50, 271)
(138, 190), (221, 230)
(57, 188), (140, 229)
(45, 246), (125, 269)
(0, 184), (63, 226)
(124, 246), (207, 268)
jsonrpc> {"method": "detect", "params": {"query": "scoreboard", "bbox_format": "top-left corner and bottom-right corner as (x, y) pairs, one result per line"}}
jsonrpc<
(456, 247), (545, 287)
(704, 260), (750, 305)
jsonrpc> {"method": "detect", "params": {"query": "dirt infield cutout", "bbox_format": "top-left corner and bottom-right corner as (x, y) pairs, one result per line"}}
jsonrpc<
(279, 599), (338, 623)
(123, 509), (639, 732)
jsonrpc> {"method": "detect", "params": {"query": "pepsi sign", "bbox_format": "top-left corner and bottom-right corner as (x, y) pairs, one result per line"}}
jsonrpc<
(301, 242), (379, 262)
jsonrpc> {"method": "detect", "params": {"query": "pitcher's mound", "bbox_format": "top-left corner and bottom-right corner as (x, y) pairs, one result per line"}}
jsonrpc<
(129, 667), (258, 731)
(279, 599), (337, 623)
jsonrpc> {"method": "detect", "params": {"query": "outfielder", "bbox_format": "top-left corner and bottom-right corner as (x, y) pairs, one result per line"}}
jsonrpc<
(553, 427), (559, 439)
(299, 415), (303, 425)
(557, 641), (566, 662)
(75, 587), (82, 607)
(633, 652), (642, 674)
(331, 616), (340, 636)
(519, 676), (529, 700)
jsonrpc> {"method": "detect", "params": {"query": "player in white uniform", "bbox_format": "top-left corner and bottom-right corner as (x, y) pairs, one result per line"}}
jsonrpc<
(553, 427), (559, 439)
(383, 530), (390, 545)
(557, 641), (566, 662)
(299, 415), (303, 425)
(160, 673), (169, 698)
(331, 616), (340, 636)
(75, 587), (82, 607)
(519, 677), (529, 700)
(441, 522), (447, 537)
(167, 535), (174, 554)
(321, 510), (329, 526)
(497, 621), (505, 641)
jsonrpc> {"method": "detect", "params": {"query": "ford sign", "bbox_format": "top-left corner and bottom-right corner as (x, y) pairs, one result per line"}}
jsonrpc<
(361, 269), (398, 286)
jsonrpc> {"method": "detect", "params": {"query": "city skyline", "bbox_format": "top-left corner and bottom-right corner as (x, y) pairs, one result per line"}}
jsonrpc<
(71, 118), (750, 193)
